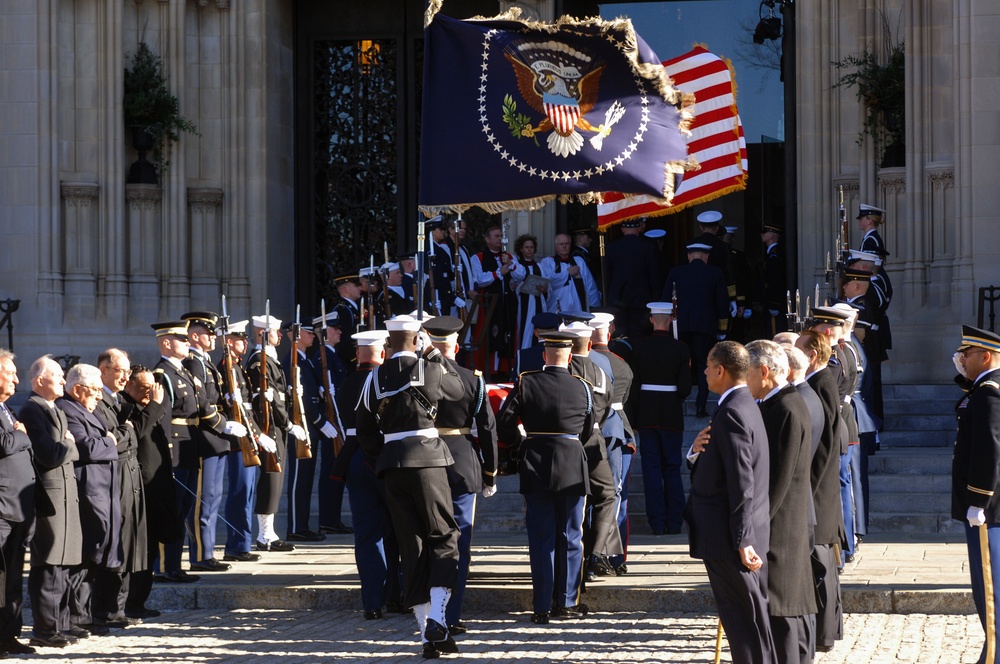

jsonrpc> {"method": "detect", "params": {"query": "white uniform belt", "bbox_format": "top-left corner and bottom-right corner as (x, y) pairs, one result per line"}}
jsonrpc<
(383, 427), (439, 443)
(611, 402), (624, 411)
(344, 428), (357, 437)
(437, 427), (472, 436)
(641, 384), (678, 392)
(525, 432), (578, 440)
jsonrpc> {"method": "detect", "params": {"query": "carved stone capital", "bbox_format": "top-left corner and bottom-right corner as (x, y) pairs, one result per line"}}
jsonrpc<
(60, 181), (100, 202)
(187, 188), (224, 208)
(878, 168), (906, 192)
(126, 184), (163, 205)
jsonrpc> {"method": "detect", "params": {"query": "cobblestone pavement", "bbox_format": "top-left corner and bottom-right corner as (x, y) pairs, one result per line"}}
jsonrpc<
(12, 609), (986, 663)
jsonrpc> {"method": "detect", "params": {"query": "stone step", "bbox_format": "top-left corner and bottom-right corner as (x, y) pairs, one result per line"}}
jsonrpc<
(868, 492), (948, 513)
(882, 384), (957, 400)
(869, 448), (951, 474)
(868, 474), (951, 492)
(883, 399), (956, 416)
(883, 414), (956, 432)
(868, 513), (964, 535)
(879, 429), (953, 447)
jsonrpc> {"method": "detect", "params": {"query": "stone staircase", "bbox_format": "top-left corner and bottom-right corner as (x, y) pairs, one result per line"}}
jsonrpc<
(476, 383), (962, 535)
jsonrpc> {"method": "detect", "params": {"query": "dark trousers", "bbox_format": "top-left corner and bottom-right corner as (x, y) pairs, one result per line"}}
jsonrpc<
(126, 544), (158, 614)
(811, 543), (842, 648)
(609, 452), (632, 568)
(68, 563), (116, 626)
(90, 566), (127, 622)
(770, 613), (812, 664)
(525, 492), (586, 614)
(224, 453), (258, 556)
(704, 557), (776, 664)
(318, 435), (349, 528)
(616, 306), (650, 342)
(191, 454), (226, 563)
(684, 333), (715, 413)
(27, 564), (70, 637)
(839, 452), (855, 560)
(286, 448), (317, 536)
(0, 518), (30, 640)
(966, 522), (1000, 664)
(383, 466), (459, 608)
(856, 434), (874, 534)
(584, 457), (622, 558)
(347, 451), (398, 612)
(446, 492), (476, 626)
(639, 428), (686, 533)
(165, 468), (199, 572)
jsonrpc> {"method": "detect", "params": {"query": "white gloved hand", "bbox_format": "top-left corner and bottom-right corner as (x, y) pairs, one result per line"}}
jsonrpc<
(967, 506), (987, 527)
(417, 330), (432, 352)
(743, 309), (753, 319)
(320, 421), (339, 439)
(453, 297), (466, 309)
(257, 433), (277, 454)
(223, 421), (248, 438)
(729, 301), (738, 318)
(264, 387), (274, 402)
(295, 383), (304, 397)
(482, 484), (498, 498)
(953, 352), (967, 378)
(289, 424), (307, 441)
(716, 334), (726, 341)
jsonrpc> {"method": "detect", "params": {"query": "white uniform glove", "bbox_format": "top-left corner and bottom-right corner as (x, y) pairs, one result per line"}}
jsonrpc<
(257, 433), (277, 454)
(967, 506), (987, 527)
(289, 424), (307, 441)
(222, 421), (248, 438)
(716, 333), (726, 341)
(743, 309), (752, 319)
(482, 484), (498, 498)
(264, 387), (274, 402)
(453, 297), (466, 309)
(729, 301), (738, 318)
(320, 421), (339, 440)
(295, 383), (304, 397)
(417, 330), (432, 352)
(953, 352), (967, 378)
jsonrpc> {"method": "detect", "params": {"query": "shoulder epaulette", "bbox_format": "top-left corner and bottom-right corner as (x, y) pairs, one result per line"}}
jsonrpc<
(153, 368), (165, 374)
(518, 370), (541, 379)
(981, 380), (1000, 390)
(473, 369), (483, 377)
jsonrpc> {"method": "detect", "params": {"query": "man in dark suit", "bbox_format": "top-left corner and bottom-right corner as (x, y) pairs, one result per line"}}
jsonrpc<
(425, 316), (498, 633)
(0, 349), (36, 655)
(663, 241), (730, 417)
(953, 325), (1000, 664)
(605, 219), (664, 341)
(20, 356), (84, 648)
(795, 329), (846, 652)
(498, 330), (595, 625)
(747, 340), (817, 664)
(355, 315), (465, 658)
(684, 341), (775, 664)
(58, 363), (121, 637)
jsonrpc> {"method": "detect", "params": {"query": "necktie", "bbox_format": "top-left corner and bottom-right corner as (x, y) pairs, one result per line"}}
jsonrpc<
(0, 403), (15, 428)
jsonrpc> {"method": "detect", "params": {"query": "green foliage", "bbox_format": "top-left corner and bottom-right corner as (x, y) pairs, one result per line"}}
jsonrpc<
(833, 39), (905, 163)
(123, 42), (198, 172)
(502, 94), (539, 147)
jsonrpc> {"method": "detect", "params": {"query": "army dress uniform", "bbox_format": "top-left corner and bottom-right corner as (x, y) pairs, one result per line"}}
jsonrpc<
(311, 328), (352, 534)
(497, 336), (595, 620)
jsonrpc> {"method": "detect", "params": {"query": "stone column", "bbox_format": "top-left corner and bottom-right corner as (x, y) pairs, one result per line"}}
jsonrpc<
(60, 182), (100, 321)
(188, 188), (224, 307)
(126, 184), (162, 323)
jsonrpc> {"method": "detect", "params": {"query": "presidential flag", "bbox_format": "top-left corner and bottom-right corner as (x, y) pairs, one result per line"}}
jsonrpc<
(597, 46), (749, 229)
(417, 10), (693, 215)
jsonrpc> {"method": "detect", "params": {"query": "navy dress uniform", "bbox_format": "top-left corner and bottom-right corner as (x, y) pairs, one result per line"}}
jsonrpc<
(761, 223), (788, 336)
(20, 389), (82, 645)
(332, 330), (402, 619)
(605, 220), (665, 341)
(355, 315), (465, 656)
(497, 331), (595, 622)
(953, 325), (1000, 664)
(628, 303), (693, 535)
(423, 316), (499, 631)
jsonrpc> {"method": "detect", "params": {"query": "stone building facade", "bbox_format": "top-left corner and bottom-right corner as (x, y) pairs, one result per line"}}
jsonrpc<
(0, 0), (996, 381)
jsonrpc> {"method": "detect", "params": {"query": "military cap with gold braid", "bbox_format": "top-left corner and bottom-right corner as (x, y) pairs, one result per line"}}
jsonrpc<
(539, 330), (576, 348)
(957, 325), (1000, 353)
(809, 306), (850, 327)
(182, 311), (220, 334)
(152, 320), (190, 339)
(421, 315), (463, 343)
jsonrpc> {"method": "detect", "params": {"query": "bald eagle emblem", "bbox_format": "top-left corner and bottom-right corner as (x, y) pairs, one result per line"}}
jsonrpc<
(503, 41), (625, 158)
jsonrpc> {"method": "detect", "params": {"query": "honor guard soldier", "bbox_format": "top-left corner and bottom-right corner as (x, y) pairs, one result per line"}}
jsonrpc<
(954, 325), (1000, 664)
(20, 357), (83, 649)
(331, 330), (404, 620)
(355, 315), (465, 658)
(663, 241), (730, 418)
(605, 218), (665, 341)
(721, 225), (754, 341)
(498, 330), (595, 624)
(761, 222), (788, 336)
(628, 302), (692, 536)
(857, 203), (888, 258)
(181, 312), (249, 572)
(311, 312), (353, 535)
(150, 321), (204, 583)
(93, 349), (146, 626)
(218, 320), (272, 563)
(332, 273), (364, 364)
(423, 316), (499, 634)
(375, 262), (415, 329)
(514, 312), (560, 378)
(426, 217), (457, 316)
(246, 315), (299, 553)
(692, 211), (737, 315)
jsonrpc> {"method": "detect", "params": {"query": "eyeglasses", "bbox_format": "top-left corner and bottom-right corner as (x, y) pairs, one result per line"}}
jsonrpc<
(80, 385), (104, 393)
(960, 348), (987, 358)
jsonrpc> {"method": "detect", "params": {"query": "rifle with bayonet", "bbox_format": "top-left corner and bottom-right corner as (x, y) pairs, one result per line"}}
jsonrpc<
(453, 215), (468, 322)
(318, 298), (346, 456)
(425, 224), (441, 316)
(220, 295), (260, 468)
(379, 243), (393, 319)
(289, 305), (313, 460)
(258, 300), (281, 473)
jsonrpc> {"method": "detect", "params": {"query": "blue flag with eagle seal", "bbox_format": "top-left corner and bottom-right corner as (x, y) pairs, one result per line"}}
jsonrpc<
(418, 9), (693, 215)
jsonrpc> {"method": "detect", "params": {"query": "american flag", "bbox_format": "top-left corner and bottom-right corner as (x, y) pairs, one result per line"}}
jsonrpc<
(597, 46), (749, 229)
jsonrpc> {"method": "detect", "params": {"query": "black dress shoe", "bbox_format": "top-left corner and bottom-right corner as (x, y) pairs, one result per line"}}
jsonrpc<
(64, 625), (90, 639)
(584, 570), (597, 583)
(59, 632), (80, 644)
(106, 616), (142, 628)
(447, 622), (467, 635)
(844, 553), (855, 564)
(424, 618), (449, 643)
(74, 623), (110, 636)
(551, 604), (589, 620)
(385, 601), (412, 614)
(29, 633), (70, 648)
(320, 522), (355, 535)
(614, 563), (628, 576)
(224, 551), (262, 562)
(530, 612), (549, 624)
(3, 637), (37, 654)
(126, 607), (161, 619)
(156, 569), (200, 583)
(586, 555), (615, 577)
(422, 643), (441, 659)
(434, 636), (458, 654)
(191, 558), (232, 572)
(364, 609), (383, 620)
(256, 539), (296, 552)
(287, 530), (326, 542)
